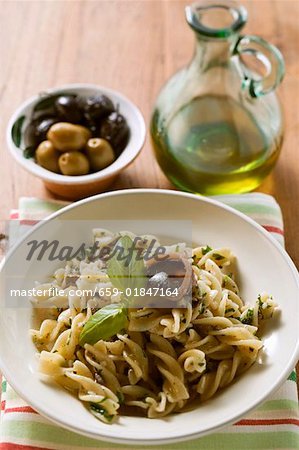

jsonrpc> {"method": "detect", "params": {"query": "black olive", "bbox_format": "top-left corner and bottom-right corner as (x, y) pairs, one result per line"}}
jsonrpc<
(31, 106), (56, 121)
(100, 112), (130, 156)
(55, 95), (83, 123)
(82, 95), (115, 122)
(147, 272), (170, 291)
(81, 117), (100, 137)
(145, 254), (192, 301)
(89, 124), (100, 138)
(24, 116), (59, 148)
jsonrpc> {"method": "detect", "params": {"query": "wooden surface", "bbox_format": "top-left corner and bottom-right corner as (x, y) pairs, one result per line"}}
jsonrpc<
(0, 0), (298, 384)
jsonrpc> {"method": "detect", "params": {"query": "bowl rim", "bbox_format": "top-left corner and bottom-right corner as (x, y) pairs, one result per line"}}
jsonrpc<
(6, 83), (146, 185)
(1, 188), (299, 445)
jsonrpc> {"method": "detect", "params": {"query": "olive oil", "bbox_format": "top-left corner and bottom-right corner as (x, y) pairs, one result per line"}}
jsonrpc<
(151, 95), (283, 195)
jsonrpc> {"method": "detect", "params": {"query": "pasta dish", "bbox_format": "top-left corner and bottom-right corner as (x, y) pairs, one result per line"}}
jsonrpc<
(31, 229), (276, 423)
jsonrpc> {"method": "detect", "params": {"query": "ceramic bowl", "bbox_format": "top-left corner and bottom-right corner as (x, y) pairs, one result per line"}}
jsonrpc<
(7, 84), (146, 200)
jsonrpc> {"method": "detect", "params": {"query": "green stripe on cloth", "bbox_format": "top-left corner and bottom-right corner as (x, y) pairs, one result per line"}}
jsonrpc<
(257, 399), (299, 412)
(215, 193), (284, 221)
(2, 424), (299, 450)
(2, 421), (299, 450)
(19, 197), (68, 213)
(219, 201), (279, 216)
(1, 381), (6, 394)
(174, 432), (299, 450)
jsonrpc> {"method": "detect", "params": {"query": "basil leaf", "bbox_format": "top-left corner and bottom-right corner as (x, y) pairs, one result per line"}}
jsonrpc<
(12, 115), (25, 147)
(107, 235), (146, 299)
(79, 303), (127, 345)
(23, 146), (36, 159)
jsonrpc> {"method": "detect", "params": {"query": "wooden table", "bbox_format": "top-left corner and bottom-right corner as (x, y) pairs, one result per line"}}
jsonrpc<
(0, 0), (298, 384)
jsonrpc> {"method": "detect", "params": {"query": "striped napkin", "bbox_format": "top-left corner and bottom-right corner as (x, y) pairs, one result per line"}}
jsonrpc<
(1, 193), (298, 450)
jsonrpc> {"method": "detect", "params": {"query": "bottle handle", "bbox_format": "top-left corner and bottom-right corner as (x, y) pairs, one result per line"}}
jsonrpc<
(234, 35), (285, 98)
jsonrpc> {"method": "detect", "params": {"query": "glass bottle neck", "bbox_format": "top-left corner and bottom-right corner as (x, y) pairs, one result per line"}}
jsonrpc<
(193, 35), (238, 68)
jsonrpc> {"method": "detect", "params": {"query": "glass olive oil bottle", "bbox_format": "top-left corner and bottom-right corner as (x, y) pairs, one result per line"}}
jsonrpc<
(150, 1), (284, 195)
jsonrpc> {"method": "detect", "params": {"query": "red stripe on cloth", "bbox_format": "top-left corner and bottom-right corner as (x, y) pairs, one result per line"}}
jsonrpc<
(9, 212), (19, 219)
(237, 418), (299, 426)
(0, 444), (53, 450)
(4, 406), (37, 414)
(262, 225), (284, 236)
(1, 400), (6, 410)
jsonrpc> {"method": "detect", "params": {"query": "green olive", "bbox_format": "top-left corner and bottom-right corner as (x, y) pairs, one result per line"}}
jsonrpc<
(36, 140), (60, 173)
(58, 152), (90, 176)
(47, 122), (91, 152)
(85, 138), (115, 171)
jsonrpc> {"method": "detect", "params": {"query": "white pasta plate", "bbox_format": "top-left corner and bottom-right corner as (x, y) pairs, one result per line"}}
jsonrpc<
(0, 189), (298, 445)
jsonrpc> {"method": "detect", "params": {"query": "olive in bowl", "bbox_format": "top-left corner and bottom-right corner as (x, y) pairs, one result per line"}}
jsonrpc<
(7, 84), (145, 199)
(100, 111), (130, 156)
(58, 152), (90, 176)
(24, 116), (58, 148)
(36, 141), (60, 173)
(55, 95), (83, 123)
(21, 91), (129, 168)
(82, 94), (114, 122)
(85, 138), (115, 171)
(47, 123), (91, 152)
(9, 88), (133, 183)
